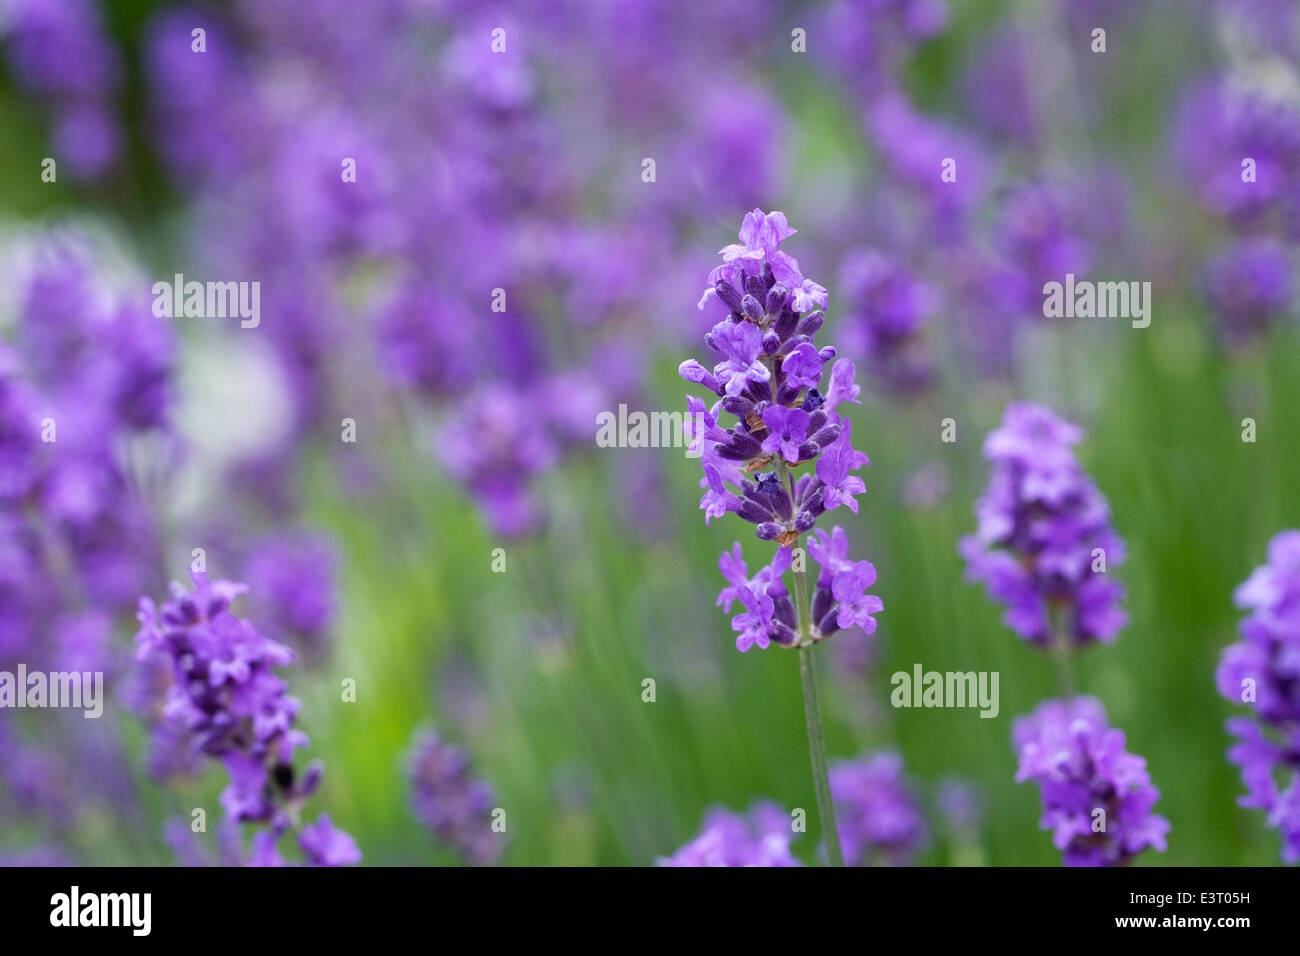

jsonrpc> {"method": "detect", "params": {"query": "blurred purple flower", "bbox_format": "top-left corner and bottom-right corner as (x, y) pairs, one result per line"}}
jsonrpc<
(831, 752), (926, 866)
(659, 802), (800, 867)
(406, 729), (505, 865)
(961, 403), (1127, 648)
(1217, 531), (1300, 861)
(1012, 696), (1170, 866)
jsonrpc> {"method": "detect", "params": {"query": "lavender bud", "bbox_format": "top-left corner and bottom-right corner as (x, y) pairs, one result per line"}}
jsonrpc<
(796, 311), (824, 336)
(807, 410), (827, 432)
(726, 431), (763, 456)
(777, 334), (809, 357)
(756, 522), (782, 541)
(765, 284), (789, 314)
(811, 424), (840, 446)
(803, 486), (826, 516)
(802, 388), (825, 412)
(762, 329), (782, 354)
(773, 309), (798, 339)
(741, 293), (766, 321)
(817, 609), (841, 637)
(738, 500), (775, 524)
(722, 395), (755, 418)
(776, 382), (802, 406)
(796, 440), (820, 460)
(716, 443), (758, 462)
(762, 261), (776, 289)
(745, 274), (766, 299)
(774, 596), (797, 630)
(818, 346), (837, 362)
(771, 622), (798, 646)
(766, 482), (793, 520)
(794, 510), (817, 532)
(748, 379), (773, 403)
(715, 280), (744, 313)
(812, 587), (834, 625)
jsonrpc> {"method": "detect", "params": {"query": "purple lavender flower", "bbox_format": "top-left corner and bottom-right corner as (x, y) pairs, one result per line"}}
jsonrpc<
(996, 180), (1094, 296)
(680, 210), (871, 562)
(708, 320), (770, 396)
(1, 0), (123, 180)
(659, 802), (800, 867)
(815, 0), (948, 101)
(406, 729), (505, 865)
(242, 532), (338, 663)
(1171, 76), (1300, 228)
(837, 248), (937, 394)
(1217, 531), (1300, 861)
(1204, 239), (1294, 349)
(816, 420), (870, 514)
(683, 212), (880, 866)
(298, 813), (363, 866)
(960, 402), (1127, 649)
(438, 384), (559, 538)
(830, 752), (926, 866)
(135, 571), (359, 865)
(1012, 696), (1170, 867)
(760, 405), (812, 463)
(832, 562), (885, 634)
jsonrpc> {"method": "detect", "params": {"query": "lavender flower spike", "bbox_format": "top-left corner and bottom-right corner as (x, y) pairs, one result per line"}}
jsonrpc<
(682, 211), (885, 866)
(1012, 696), (1169, 867)
(1217, 531), (1300, 861)
(830, 752), (926, 866)
(960, 402), (1127, 650)
(135, 570), (359, 866)
(659, 802), (801, 867)
(406, 729), (506, 865)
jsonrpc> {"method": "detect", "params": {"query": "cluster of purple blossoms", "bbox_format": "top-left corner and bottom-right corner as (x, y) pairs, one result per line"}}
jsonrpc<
(135, 571), (359, 866)
(406, 729), (505, 866)
(1172, 77), (1300, 230)
(681, 210), (881, 653)
(1204, 238), (1294, 349)
(0, 0), (123, 180)
(1012, 697), (1170, 867)
(836, 247), (938, 395)
(830, 752), (926, 866)
(658, 802), (800, 867)
(960, 402), (1127, 649)
(961, 405), (1167, 865)
(1171, 76), (1299, 344)
(1, 239), (177, 849)
(241, 531), (338, 664)
(1216, 531), (1300, 861)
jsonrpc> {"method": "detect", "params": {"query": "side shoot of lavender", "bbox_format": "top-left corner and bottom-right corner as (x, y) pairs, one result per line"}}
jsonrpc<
(135, 570), (360, 866)
(961, 402), (1169, 866)
(1217, 532), (1300, 862)
(680, 209), (881, 866)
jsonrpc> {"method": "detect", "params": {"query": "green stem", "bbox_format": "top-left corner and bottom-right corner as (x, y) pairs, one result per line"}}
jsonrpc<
(777, 459), (844, 866)
(799, 642), (843, 866)
(1051, 608), (1074, 699)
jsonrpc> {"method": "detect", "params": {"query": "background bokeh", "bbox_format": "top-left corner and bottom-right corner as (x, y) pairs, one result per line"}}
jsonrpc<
(1, 0), (1297, 865)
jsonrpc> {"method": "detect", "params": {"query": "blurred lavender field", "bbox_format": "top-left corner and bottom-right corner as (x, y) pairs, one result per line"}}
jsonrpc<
(1, 0), (1298, 866)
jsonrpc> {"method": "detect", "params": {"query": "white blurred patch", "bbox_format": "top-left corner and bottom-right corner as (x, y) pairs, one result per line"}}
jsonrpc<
(171, 333), (293, 517)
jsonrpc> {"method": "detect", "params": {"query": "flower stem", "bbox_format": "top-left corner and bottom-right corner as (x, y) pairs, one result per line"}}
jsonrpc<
(1050, 608), (1074, 699)
(799, 641), (843, 866)
(776, 458), (843, 866)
